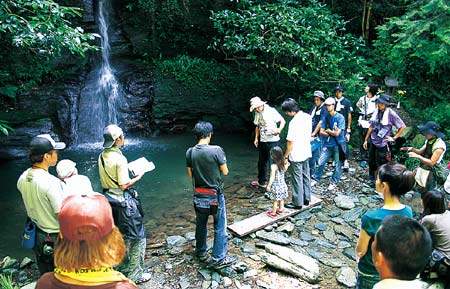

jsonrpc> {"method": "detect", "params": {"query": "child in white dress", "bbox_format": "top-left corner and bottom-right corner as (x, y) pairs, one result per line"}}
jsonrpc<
(266, 146), (289, 217)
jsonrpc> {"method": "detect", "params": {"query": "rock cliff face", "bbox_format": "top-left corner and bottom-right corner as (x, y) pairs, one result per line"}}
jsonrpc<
(0, 0), (250, 161)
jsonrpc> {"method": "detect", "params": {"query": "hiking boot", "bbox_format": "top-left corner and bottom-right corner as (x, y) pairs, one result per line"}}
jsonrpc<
(343, 160), (350, 171)
(211, 256), (238, 270)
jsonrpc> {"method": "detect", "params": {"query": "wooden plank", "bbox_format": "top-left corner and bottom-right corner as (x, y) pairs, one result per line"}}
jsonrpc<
(228, 195), (322, 237)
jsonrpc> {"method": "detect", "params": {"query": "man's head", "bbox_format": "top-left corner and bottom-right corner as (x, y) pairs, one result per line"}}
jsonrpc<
(313, 90), (325, 107)
(193, 121), (213, 141)
(103, 125), (124, 148)
(365, 82), (380, 97)
(29, 134), (66, 165)
(334, 85), (344, 99)
(281, 98), (300, 116)
(324, 97), (336, 113)
(249, 97), (266, 113)
(371, 215), (432, 280)
(374, 94), (391, 112)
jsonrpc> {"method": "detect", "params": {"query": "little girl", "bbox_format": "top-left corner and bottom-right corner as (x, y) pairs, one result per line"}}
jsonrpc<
(266, 146), (289, 217)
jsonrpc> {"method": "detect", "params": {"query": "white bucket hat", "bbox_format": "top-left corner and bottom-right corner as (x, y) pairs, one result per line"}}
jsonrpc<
(56, 159), (77, 179)
(249, 97), (266, 112)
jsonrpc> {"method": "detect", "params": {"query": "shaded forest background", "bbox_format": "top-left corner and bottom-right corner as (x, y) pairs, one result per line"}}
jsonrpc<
(0, 0), (449, 136)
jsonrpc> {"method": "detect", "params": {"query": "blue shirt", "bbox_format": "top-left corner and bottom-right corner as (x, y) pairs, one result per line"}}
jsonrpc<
(321, 112), (345, 147)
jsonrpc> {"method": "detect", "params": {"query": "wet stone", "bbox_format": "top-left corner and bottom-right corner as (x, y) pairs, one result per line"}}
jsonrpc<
(276, 221), (295, 233)
(334, 225), (355, 240)
(310, 205), (323, 213)
(184, 232), (195, 242)
(343, 247), (357, 261)
(337, 241), (352, 249)
(305, 248), (323, 259)
(198, 269), (212, 280)
(320, 258), (346, 268)
(314, 223), (327, 231)
(328, 210), (341, 218)
(299, 231), (315, 242)
(232, 237), (243, 246)
(323, 229), (337, 242)
(166, 235), (187, 247)
(331, 217), (346, 225)
(223, 277), (233, 287)
(295, 211), (313, 220)
(336, 267), (357, 288)
(288, 237), (308, 247)
(334, 194), (355, 210)
(211, 272), (221, 284)
(316, 212), (329, 222)
(256, 230), (290, 246)
(240, 245), (256, 254)
(243, 269), (258, 279)
(232, 262), (248, 273)
(316, 239), (336, 249)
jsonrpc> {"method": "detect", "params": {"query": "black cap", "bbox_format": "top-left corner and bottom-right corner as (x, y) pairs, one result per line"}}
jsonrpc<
(30, 134), (66, 155)
(334, 85), (344, 92)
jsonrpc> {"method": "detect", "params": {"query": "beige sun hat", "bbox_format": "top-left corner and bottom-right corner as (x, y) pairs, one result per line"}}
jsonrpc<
(249, 97), (266, 112)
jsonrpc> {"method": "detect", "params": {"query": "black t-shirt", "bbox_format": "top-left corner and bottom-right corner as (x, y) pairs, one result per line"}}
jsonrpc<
(334, 97), (353, 128)
(186, 144), (226, 192)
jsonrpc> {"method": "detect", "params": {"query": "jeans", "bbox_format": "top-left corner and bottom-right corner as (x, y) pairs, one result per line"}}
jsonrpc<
(309, 139), (322, 178)
(120, 236), (146, 282)
(314, 146), (342, 184)
(258, 141), (280, 184)
(368, 144), (389, 181)
(290, 160), (311, 206)
(195, 193), (228, 263)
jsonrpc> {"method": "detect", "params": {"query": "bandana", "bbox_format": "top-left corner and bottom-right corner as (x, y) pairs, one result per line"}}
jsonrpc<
(54, 267), (135, 286)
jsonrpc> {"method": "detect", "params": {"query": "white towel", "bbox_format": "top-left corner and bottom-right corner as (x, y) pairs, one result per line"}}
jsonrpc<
(370, 108), (390, 125)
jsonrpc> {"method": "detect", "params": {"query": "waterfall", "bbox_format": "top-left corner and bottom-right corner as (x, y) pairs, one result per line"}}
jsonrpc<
(75, 0), (123, 145)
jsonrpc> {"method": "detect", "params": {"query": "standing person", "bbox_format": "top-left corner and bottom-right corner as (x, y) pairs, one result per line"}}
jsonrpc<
(371, 215), (432, 289)
(56, 159), (94, 195)
(401, 121), (446, 192)
(420, 190), (450, 259)
(186, 121), (237, 269)
(36, 194), (139, 289)
(98, 124), (151, 284)
(334, 85), (353, 170)
(265, 146), (289, 217)
(249, 96), (286, 188)
(363, 94), (406, 186)
(356, 82), (379, 167)
(312, 97), (345, 191)
(355, 163), (415, 289)
(17, 134), (66, 275)
(309, 90), (327, 178)
(281, 98), (312, 208)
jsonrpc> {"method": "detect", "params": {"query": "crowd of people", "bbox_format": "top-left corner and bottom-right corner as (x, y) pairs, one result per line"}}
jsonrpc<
(15, 82), (450, 288)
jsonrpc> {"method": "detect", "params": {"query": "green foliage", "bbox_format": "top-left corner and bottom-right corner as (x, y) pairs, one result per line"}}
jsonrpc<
(0, 119), (13, 135)
(0, 0), (99, 98)
(155, 55), (233, 90)
(0, 274), (19, 289)
(210, 0), (369, 92)
(374, 0), (450, 105)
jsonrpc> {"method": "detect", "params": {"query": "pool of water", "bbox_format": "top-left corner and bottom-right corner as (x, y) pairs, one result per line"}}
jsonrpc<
(0, 133), (257, 259)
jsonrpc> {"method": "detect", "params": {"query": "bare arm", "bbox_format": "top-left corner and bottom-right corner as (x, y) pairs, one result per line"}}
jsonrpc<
(347, 112), (352, 133)
(220, 163), (229, 176)
(355, 229), (371, 262)
(187, 167), (193, 178)
(119, 174), (143, 191)
(254, 126), (260, 147)
(312, 120), (322, 137)
(363, 127), (373, 150)
(409, 148), (445, 167)
(284, 140), (293, 159)
(266, 164), (277, 191)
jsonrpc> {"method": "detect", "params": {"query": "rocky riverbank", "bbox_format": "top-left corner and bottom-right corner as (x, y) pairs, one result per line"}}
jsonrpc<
(2, 158), (443, 289)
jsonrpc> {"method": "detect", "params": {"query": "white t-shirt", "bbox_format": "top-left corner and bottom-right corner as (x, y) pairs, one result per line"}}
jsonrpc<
(254, 104), (284, 143)
(356, 95), (377, 116)
(62, 174), (95, 195)
(286, 111), (312, 162)
(17, 168), (66, 233)
(373, 278), (429, 289)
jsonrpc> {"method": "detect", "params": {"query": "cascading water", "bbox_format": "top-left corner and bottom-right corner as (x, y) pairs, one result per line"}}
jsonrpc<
(75, 0), (123, 145)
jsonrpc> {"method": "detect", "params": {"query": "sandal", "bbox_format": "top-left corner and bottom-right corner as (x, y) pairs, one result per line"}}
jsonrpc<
(251, 181), (259, 186)
(266, 211), (277, 218)
(276, 209), (283, 214)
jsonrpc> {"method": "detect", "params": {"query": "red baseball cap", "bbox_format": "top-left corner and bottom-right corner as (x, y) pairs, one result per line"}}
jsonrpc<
(59, 194), (114, 241)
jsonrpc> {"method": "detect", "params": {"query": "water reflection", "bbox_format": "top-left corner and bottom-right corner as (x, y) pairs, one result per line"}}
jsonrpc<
(0, 133), (256, 259)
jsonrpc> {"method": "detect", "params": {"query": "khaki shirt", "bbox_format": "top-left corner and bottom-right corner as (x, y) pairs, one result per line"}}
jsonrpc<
(98, 147), (131, 198)
(17, 168), (66, 233)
